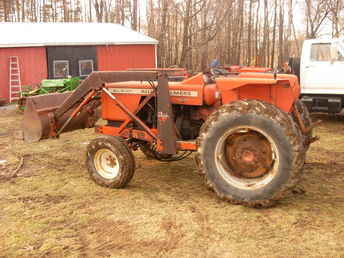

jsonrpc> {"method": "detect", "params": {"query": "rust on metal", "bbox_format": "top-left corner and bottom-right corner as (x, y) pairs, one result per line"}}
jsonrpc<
(23, 92), (71, 142)
(22, 91), (100, 142)
(225, 132), (273, 178)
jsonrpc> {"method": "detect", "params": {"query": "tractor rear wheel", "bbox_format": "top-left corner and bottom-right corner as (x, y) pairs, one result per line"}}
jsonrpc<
(195, 100), (304, 207)
(86, 136), (135, 188)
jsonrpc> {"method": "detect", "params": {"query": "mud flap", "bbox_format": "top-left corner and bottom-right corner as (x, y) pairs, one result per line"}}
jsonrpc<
(157, 73), (177, 155)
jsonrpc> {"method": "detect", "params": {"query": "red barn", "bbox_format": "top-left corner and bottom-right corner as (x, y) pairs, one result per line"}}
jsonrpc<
(0, 23), (158, 103)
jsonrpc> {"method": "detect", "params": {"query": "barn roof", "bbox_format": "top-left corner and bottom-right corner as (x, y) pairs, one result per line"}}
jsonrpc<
(0, 22), (158, 48)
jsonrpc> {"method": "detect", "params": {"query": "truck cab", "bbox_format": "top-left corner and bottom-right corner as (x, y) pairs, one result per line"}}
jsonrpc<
(300, 38), (344, 113)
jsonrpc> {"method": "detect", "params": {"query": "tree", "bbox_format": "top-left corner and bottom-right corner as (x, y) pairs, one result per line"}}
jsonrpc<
(305, 0), (332, 38)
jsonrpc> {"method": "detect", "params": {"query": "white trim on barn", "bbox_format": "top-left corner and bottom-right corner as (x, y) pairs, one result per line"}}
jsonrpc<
(0, 22), (158, 48)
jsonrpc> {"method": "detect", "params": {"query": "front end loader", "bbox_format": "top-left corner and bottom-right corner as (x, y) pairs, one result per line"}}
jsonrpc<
(22, 70), (317, 207)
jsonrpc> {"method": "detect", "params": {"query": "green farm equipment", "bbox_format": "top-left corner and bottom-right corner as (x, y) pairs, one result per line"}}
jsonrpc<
(18, 77), (81, 110)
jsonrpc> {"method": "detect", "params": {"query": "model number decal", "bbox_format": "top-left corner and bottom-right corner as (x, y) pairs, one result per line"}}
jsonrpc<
(170, 90), (198, 97)
(108, 88), (198, 97)
(109, 88), (153, 95)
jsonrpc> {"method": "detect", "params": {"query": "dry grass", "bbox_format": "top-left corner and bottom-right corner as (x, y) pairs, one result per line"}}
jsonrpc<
(0, 110), (344, 257)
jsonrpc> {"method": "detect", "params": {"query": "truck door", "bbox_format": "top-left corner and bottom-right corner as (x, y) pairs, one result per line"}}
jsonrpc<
(301, 41), (344, 94)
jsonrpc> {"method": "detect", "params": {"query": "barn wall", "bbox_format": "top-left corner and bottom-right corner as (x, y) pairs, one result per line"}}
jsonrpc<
(96, 45), (156, 70)
(0, 47), (47, 102)
(46, 46), (97, 79)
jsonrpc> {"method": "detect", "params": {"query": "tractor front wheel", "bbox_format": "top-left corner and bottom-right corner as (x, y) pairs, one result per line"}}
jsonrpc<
(196, 100), (304, 207)
(86, 136), (135, 188)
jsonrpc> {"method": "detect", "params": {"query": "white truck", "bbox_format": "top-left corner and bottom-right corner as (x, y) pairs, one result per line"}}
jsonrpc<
(292, 38), (344, 114)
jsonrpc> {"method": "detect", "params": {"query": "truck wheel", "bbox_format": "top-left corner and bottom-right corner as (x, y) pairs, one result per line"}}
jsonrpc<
(293, 100), (313, 150)
(195, 100), (304, 207)
(86, 136), (135, 188)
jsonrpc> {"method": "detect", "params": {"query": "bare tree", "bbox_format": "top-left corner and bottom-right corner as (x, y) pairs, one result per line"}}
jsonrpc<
(305, 0), (332, 38)
(1, 0), (343, 71)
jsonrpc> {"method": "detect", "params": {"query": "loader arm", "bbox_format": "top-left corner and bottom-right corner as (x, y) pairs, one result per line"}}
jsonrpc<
(55, 71), (160, 118)
(23, 71), (177, 155)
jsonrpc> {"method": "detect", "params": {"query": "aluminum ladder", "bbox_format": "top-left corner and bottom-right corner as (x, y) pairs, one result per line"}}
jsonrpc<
(9, 56), (22, 103)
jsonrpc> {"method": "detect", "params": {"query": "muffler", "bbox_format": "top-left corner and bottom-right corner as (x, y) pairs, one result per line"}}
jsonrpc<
(22, 92), (99, 142)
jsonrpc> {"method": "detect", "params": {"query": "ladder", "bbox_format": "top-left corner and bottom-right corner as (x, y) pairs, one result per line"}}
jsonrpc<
(9, 56), (22, 103)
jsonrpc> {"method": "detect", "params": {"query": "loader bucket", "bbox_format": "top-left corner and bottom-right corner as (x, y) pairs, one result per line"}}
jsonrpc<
(23, 92), (99, 142)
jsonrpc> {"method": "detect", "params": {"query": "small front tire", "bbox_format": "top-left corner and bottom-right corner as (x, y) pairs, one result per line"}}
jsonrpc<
(86, 136), (135, 188)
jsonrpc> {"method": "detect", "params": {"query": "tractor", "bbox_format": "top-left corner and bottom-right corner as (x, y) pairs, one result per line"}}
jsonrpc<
(22, 69), (317, 207)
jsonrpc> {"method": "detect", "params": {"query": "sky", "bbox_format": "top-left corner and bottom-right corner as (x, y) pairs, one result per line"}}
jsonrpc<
(77, 0), (335, 38)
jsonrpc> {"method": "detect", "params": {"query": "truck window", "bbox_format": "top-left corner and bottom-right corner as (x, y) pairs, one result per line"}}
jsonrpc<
(310, 43), (331, 62)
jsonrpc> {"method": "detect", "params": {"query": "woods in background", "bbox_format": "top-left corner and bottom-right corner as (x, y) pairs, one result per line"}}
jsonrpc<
(0, 0), (343, 71)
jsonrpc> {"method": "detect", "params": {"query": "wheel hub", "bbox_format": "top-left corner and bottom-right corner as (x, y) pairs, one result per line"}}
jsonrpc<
(106, 155), (117, 168)
(94, 148), (120, 180)
(241, 150), (255, 163)
(225, 132), (273, 178)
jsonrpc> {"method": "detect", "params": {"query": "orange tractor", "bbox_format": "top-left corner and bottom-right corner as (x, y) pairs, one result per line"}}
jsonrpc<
(23, 70), (317, 207)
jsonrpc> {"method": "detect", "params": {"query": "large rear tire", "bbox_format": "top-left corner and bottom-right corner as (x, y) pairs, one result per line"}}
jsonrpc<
(86, 136), (135, 188)
(195, 100), (304, 207)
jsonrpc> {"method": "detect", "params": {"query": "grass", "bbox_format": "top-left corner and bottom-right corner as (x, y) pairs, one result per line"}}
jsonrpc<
(0, 110), (344, 257)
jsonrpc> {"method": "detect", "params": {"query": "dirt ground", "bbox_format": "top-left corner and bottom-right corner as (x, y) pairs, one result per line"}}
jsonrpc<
(0, 109), (344, 257)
